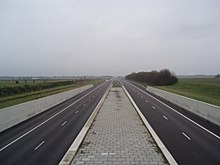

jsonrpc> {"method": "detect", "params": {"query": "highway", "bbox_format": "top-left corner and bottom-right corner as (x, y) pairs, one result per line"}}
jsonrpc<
(120, 80), (220, 165)
(0, 81), (112, 165)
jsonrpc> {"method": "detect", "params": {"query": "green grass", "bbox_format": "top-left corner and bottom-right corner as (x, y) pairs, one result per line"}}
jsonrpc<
(0, 79), (103, 109)
(154, 78), (220, 106)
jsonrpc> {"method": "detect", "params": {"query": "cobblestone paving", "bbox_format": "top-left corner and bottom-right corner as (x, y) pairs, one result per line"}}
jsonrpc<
(71, 87), (168, 165)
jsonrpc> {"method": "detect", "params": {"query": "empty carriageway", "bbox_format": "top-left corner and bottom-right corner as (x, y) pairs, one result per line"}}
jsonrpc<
(0, 81), (112, 165)
(120, 80), (220, 165)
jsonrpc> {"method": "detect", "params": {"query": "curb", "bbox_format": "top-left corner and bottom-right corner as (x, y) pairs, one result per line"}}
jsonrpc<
(121, 82), (178, 165)
(59, 83), (113, 165)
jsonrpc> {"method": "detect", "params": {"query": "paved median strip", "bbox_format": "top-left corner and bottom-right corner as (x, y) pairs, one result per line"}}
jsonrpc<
(59, 83), (112, 165)
(70, 85), (169, 165)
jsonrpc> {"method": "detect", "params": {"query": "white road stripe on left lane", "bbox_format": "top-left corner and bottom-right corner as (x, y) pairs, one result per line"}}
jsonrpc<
(34, 141), (45, 151)
(61, 121), (67, 127)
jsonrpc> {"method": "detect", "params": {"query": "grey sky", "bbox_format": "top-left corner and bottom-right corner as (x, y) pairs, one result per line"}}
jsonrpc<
(0, 0), (220, 76)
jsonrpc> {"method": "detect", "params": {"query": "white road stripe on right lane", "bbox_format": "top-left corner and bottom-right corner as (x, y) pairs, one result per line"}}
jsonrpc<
(182, 132), (191, 140)
(126, 81), (220, 141)
(163, 115), (168, 120)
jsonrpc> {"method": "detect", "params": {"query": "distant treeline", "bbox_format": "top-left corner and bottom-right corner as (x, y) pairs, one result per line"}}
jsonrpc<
(0, 80), (80, 97)
(126, 69), (178, 86)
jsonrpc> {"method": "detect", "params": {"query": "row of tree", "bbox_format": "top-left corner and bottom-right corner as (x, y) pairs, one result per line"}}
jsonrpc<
(125, 69), (178, 86)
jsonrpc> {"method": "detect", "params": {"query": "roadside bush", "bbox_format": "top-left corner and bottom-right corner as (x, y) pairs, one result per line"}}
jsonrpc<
(0, 81), (76, 97)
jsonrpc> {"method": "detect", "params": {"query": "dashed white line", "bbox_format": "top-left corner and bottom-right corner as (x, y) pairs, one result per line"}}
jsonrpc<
(126, 81), (220, 141)
(182, 132), (191, 140)
(61, 121), (67, 127)
(34, 141), (45, 151)
(163, 115), (168, 120)
(75, 111), (79, 114)
(152, 106), (156, 109)
(0, 84), (103, 152)
(0, 86), (106, 152)
(146, 100), (148, 103)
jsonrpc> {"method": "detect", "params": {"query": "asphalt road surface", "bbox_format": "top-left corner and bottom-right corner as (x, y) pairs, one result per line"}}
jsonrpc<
(120, 79), (220, 165)
(0, 81), (112, 165)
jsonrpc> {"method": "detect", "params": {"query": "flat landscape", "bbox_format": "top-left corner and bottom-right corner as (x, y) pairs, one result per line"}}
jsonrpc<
(156, 78), (220, 106)
(0, 79), (103, 109)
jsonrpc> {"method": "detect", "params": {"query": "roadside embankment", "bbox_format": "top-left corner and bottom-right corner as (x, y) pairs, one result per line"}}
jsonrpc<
(0, 84), (93, 133)
(147, 86), (220, 127)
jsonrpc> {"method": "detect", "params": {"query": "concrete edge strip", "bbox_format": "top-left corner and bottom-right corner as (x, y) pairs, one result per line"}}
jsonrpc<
(59, 83), (113, 165)
(121, 84), (178, 165)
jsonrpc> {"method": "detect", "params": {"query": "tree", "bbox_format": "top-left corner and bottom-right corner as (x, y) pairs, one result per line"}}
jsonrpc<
(125, 69), (178, 86)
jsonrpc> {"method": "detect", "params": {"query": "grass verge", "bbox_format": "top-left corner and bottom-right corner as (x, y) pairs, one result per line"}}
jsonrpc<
(155, 78), (220, 106)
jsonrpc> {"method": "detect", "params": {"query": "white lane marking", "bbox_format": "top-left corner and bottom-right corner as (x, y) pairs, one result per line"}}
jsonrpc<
(163, 115), (168, 120)
(126, 81), (220, 141)
(121, 83), (178, 165)
(146, 100), (148, 103)
(34, 141), (45, 151)
(182, 132), (191, 140)
(0, 84), (104, 152)
(75, 111), (79, 114)
(152, 106), (156, 109)
(61, 121), (67, 127)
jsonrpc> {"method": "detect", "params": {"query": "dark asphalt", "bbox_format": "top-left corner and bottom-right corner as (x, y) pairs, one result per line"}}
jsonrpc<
(121, 80), (220, 165)
(0, 81), (112, 165)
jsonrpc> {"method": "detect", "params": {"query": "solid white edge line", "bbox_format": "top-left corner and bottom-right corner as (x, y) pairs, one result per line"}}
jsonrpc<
(182, 132), (191, 140)
(0, 84), (104, 152)
(59, 83), (113, 165)
(121, 82), (178, 165)
(34, 141), (45, 151)
(127, 81), (220, 141)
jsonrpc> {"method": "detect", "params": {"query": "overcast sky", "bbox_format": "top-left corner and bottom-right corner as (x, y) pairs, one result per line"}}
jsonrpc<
(0, 0), (220, 76)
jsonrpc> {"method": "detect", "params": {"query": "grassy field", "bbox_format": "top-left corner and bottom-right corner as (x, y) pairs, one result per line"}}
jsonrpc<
(155, 78), (220, 106)
(0, 79), (103, 109)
